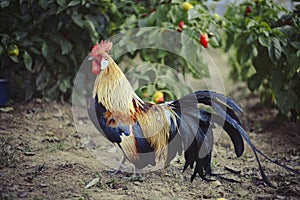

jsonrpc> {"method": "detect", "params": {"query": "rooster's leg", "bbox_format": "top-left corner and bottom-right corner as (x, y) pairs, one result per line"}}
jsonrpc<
(110, 156), (126, 175)
(133, 166), (142, 178)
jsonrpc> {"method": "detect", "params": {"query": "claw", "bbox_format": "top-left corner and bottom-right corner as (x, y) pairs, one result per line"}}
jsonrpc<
(209, 172), (241, 183)
(123, 174), (145, 182)
(133, 167), (143, 178)
(109, 169), (122, 176)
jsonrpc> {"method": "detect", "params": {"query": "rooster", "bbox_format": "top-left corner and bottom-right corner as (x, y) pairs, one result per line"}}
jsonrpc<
(87, 40), (298, 187)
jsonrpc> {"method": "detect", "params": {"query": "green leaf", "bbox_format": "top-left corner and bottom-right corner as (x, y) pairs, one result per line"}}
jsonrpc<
(41, 42), (48, 58)
(57, 0), (65, 7)
(36, 70), (49, 91)
(60, 39), (72, 55)
(9, 55), (19, 63)
(0, 0), (9, 9)
(277, 90), (297, 114)
(63, 78), (71, 88)
(260, 22), (271, 31)
(237, 44), (252, 64)
(271, 70), (283, 93)
(209, 36), (220, 48)
(59, 82), (67, 92)
(56, 6), (65, 14)
(147, 84), (155, 96)
(23, 51), (32, 71)
(71, 15), (84, 28)
(246, 19), (256, 29)
(268, 38), (281, 62)
(286, 54), (300, 78)
(224, 32), (234, 52)
(29, 47), (41, 55)
(84, 19), (98, 42)
(160, 89), (175, 101)
(252, 46), (274, 75)
(253, 46), (258, 57)
(46, 80), (60, 100)
(25, 83), (34, 101)
(187, 9), (199, 20)
(67, 0), (80, 7)
(258, 36), (269, 47)
(39, 0), (48, 9)
(291, 41), (300, 50)
(168, 5), (183, 23)
(247, 73), (262, 91)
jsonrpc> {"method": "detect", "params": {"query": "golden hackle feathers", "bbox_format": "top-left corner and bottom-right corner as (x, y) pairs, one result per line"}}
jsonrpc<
(92, 57), (143, 116)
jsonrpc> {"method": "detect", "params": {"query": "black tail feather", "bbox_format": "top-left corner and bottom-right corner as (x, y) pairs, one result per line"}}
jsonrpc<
(175, 90), (299, 186)
(209, 97), (300, 186)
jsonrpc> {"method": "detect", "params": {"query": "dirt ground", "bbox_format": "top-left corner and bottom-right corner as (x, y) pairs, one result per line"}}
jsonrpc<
(0, 85), (300, 200)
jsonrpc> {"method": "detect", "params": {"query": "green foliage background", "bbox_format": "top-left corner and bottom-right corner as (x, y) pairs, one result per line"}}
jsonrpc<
(0, 0), (111, 100)
(224, 0), (300, 121)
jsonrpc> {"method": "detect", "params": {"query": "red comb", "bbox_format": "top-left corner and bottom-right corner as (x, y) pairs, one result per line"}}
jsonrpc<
(91, 40), (113, 57)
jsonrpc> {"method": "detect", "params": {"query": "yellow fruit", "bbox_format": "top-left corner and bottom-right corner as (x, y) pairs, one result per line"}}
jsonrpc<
(213, 13), (221, 21)
(7, 44), (19, 57)
(221, 21), (226, 27)
(182, 2), (193, 11)
(153, 91), (164, 103)
(216, 198), (226, 200)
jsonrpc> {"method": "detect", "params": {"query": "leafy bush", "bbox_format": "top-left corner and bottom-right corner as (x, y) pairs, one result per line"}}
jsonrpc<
(224, 0), (300, 121)
(0, 0), (223, 103)
(123, 0), (223, 77)
(0, 0), (109, 100)
(108, 0), (224, 100)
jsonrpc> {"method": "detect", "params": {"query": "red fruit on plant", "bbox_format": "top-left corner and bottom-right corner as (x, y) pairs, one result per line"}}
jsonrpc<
(284, 19), (292, 26)
(141, 13), (149, 18)
(178, 21), (185, 29)
(200, 33), (209, 48)
(177, 21), (185, 32)
(156, 96), (164, 103)
(244, 6), (252, 17)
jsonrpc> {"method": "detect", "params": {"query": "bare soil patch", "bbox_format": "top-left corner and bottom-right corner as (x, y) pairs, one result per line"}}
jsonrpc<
(0, 88), (299, 199)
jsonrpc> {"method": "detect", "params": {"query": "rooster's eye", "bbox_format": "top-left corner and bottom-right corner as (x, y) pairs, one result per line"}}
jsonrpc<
(101, 57), (109, 70)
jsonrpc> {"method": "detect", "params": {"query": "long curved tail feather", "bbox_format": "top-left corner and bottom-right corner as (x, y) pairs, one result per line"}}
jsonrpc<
(171, 90), (299, 186)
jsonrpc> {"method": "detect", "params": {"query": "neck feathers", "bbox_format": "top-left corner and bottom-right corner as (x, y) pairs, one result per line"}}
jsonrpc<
(92, 60), (143, 115)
